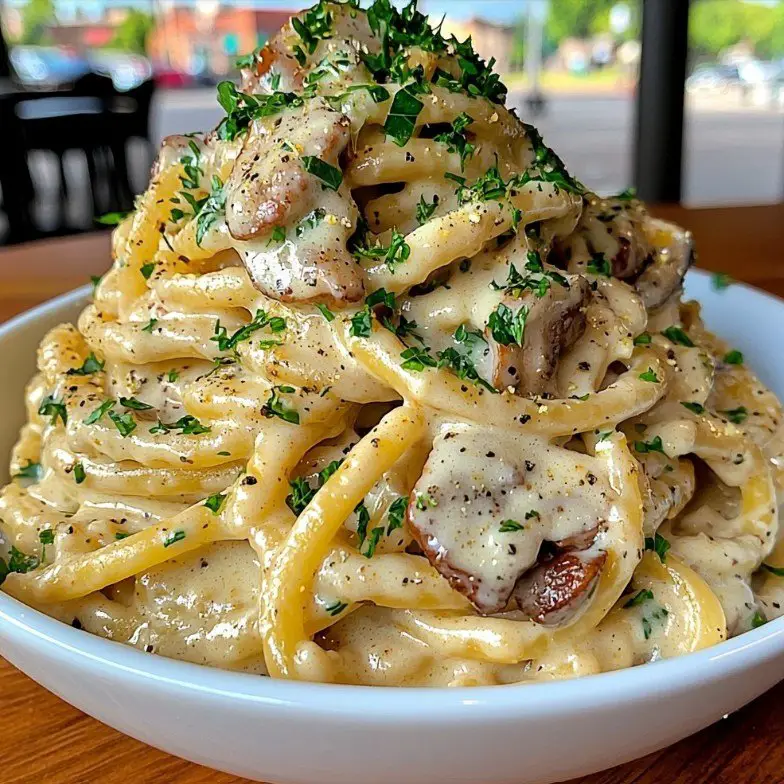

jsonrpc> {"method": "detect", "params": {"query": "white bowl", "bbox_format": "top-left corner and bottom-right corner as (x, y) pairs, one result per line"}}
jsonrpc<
(1, 272), (784, 784)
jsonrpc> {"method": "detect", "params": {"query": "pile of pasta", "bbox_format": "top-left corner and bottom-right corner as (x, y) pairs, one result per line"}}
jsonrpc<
(2, 0), (784, 686)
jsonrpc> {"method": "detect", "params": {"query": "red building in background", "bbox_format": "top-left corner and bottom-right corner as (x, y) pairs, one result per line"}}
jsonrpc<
(147, 7), (292, 77)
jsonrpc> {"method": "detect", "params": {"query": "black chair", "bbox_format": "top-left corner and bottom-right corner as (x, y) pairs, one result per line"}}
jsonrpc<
(108, 78), (156, 205)
(0, 73), (155, 244)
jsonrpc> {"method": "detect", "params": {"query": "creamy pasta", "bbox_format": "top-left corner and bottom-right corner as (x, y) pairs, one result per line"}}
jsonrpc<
(2, 0), (783, 687)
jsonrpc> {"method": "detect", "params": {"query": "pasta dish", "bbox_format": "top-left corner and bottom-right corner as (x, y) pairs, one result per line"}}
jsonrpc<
(2, 0), (784, 687)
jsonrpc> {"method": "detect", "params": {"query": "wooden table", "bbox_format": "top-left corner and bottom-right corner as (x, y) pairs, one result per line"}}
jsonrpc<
(2, 208), (784, 784)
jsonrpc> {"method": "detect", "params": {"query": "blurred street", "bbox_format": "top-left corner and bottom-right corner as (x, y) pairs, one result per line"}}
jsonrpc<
(149, 87), (784, 206)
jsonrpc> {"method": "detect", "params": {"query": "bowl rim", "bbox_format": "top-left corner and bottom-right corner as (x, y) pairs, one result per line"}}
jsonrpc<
(1, 272), (783, 719)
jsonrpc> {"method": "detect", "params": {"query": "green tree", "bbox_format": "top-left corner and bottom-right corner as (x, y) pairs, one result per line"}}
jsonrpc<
(545, 0), (618, 45)
(20, 0), (55, 46)
(689, 0), (784, 59)
(110, 9), (154, 55)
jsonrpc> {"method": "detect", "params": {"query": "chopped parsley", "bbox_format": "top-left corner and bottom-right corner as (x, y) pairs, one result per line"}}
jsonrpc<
(499, 519), (524, 533)
(262, 385), (300, 424)
(291, 0), (334, 59)
(454, 323), (486, 349)
(434, 112), (475, 168)
(14, 461), (42, 481)
(286, 458), (344, 515)
(107, 409), (136, 438)
(487, 303), (527, 346)
(194, 175), (226, 246)
(119, 396), (153, 411)
(268, 226), (286, 246)
(517, 123), (583, 194)
(39, 530), (53, 564)
(1, 546), (39, 582)
(204, 492), (227, 514)
(751, 610), (767, 628)
(722, 406), (748, 425)
(84, 399), (115, 425)
(353, 229), (410, 272)
(416, 195), (438, 225)
(325, 599), (348, 617)
(150, 415), (211, 435)
(415, 492), (438, 511)
(400, 345), (437, 371)
(723, 350), (744, 365)
(711, 272), (733, 291)
(639, 368), (660, 383)
(645, 532), (671, 562)
(95, 211), (131, 226)
(436, 347), (496, 393)
(167, 369), (180, 382)
(681, 401), (705, 415)
(624, 588), (654, 608)
(490, 253), (566, 299)
(315, 303), (335, 321)
(454, 163), (506, 204)
(141, 318), (158, 333)
(359, 525), (384, 558)
(140, 262), (156, 280)
(386, 496), (408, 534)
(163, 529), (187, 547)
(633, 332), (652, 346)
(634, 436), (665, 455)
(38, 395), (67, 425)
(350, 307), (373, 338)
(661, 326), (694, 347)
(301, 155), (343, 191)
(73, 462), (86, 484)
(67, 352), (105, 376)
(384, 83), (425, 147)
(212, 309), (285, 352)
(762, 563), (784, 577)
(296, 208), (326, 237)
(216, 81), (304, 141)
(587, 253), (611, 277)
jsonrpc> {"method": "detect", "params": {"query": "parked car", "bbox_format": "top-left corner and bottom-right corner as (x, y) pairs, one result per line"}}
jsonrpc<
(11, 45), (152, 91)
(686, 64), (742, 94)
(10, 46), (89, 89)
(87, 51), (152, 91)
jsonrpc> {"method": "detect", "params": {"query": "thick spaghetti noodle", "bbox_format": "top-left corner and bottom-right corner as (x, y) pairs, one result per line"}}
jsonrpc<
(2, 0), (783, 686)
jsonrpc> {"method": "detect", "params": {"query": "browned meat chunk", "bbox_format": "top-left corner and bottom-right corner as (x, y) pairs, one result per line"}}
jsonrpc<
(225, 104), (349, 241)
(405, 426), (613, 617)
(488, 275), (590, 397)
(550, 194), (652, 280)
(635, 218), (694, 310)
(513, 549), (607, 626)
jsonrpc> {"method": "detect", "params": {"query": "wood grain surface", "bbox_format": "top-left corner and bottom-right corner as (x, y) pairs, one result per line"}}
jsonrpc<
(1, 207), (784, 784)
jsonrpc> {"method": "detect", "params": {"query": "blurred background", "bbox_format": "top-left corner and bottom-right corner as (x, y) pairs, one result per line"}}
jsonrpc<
(1, 0), (783, 244)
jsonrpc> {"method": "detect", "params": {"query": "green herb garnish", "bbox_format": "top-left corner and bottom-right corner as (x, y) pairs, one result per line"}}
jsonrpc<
(67, 352), (104, 376)
(262, 385), (300, 424)
(645, 532), (671, 562)
(487, 303), (527, 346)
(624, 588), (654, 608)
(301, 155), (343, 191)
(661, 326), (694, 347)
(38, 395), (67, 425)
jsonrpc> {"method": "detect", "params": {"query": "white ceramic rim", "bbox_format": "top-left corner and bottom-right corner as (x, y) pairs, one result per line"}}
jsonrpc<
(2, 272), (784, 720)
